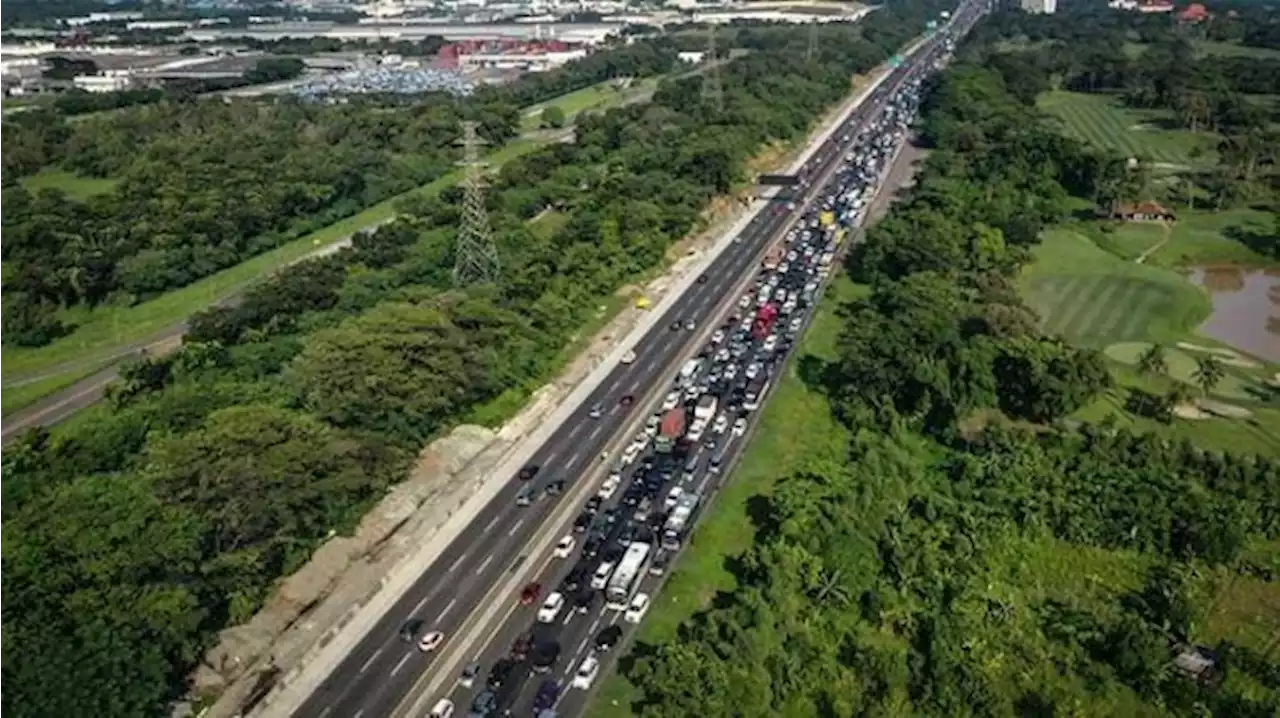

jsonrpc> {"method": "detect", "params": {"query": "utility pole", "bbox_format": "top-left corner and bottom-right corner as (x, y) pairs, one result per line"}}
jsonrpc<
(806, 21), (819, 63)
(452, 121), (501, 288)
(702, 23), (724, 113)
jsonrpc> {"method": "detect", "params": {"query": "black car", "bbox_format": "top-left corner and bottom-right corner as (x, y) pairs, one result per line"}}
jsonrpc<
(583, 534), (603, 559)
(489, 657), (517, 686)
(573, 510), (593, 533)
(518, 465), (540, 481)
(585, 495), (603, 514)
(620, 394), (635, 408)
(547, 478), (567, 496)
(562, 567), (586, 593)
(572, 588), (596, 613)
(617, 525), (636, 545)
(602, 508), (620, 526)
(531, 641), (561, 674)
(534, 679), (561, 711)
(697, 273), (709, 284)
(398, 618), (424, 643)
(670, 320), (682, 331)
(595, 625), (623, 652)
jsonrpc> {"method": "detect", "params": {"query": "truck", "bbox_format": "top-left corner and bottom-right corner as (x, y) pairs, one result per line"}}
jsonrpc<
(762, 242), (785, 270)
(655, 408), (685, 453)
(662, 492), (701, 550)
(694, 395), (718, 422)
(752, 302), (779, 340)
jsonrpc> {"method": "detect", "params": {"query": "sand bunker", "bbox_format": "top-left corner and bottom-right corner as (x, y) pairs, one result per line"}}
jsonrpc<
(1174, 403), (1211, 420)
(1197, 399), (1255, 419)
(1176, 342), (1262, 368)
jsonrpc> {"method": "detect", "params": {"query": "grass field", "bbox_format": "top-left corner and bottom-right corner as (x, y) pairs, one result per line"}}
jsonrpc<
(1020, 227), (1211, 347)
(520, 78), (659, 132)
(1037, 91), (1217, 166)
(21, 169), (119, 201)
(1196, 41), (1280, 60)
(587, 276), (865, 718)
(1147, 208), (1277, 267)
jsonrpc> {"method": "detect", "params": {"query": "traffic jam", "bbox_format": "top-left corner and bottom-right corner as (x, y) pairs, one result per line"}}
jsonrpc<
(428, 36), (953, 718)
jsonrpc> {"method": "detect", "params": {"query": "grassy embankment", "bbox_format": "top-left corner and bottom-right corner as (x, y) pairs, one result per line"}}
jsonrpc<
(588, 275), (866, 718)
(3, 79), (656, 416)
(1037, 90), (1217, 167)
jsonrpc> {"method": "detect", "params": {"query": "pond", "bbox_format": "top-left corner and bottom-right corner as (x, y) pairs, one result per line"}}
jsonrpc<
(1187, 265), (1280, 363)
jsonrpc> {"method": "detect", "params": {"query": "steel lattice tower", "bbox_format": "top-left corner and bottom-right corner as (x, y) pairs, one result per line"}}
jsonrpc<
(702, 24), (724, 113)
(452, 121), (501, 288)
(806, 22), (819, 62)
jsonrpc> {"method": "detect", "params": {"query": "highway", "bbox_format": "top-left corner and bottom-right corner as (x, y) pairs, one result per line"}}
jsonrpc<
(288, 9), (977, 718)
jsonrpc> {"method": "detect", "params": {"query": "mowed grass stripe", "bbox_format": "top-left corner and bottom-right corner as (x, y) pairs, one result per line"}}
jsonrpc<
(1088, 280), (1148, 343)
(1047, 275), (1108, 339)
(1059, 276), (1127, 343)
(1112, 284), (1165, 342)
(1031, 276), (1083, 329)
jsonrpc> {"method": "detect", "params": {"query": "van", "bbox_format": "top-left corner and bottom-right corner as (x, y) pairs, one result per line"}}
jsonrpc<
(682, 455), (699, 481)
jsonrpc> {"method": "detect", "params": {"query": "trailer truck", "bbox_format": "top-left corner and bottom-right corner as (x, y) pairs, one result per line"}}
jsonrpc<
(655, 408), (685, 453)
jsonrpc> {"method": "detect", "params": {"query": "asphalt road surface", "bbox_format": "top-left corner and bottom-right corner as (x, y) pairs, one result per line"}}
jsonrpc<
(287, 17), (969, 718)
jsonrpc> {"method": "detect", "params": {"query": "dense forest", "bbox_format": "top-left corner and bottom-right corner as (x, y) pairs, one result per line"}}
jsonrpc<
(0, 37), (678, 348)
(618, 11), (1280, 717)
(0, 3), (950, 716)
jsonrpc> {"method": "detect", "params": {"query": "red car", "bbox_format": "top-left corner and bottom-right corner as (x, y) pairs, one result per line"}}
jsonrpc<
(520, 582), (542, 606)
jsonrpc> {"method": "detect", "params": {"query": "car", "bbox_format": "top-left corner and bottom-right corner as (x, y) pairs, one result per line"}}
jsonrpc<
(429, 698), (455, 718)
(537, 592), (565, 623)
(571, 654), (601, 690)
(458, 662), (481, 689)
(589, 402), (604, 419)
(620, 394), (635, 408)
(621, 349), (637, 364)
(662, 391), (681, 410)
(745, 363), (762, 380)
(516, 485), (538, 507)
(684, 319), (696, 331)
(418, 630), (445, 652)
(520, 582), (542, 605)
(585, 495), (603, 513)
(582, 534), (603, 559)
(533, 679), (561, 712)
(471, 691), (498, 718)
(573, 510), (593, 533)
(650, 550), (670, 576)
(670, 320), (682, 331)
(713, 413), (729, 434)
(595, 625), (623, 652)
(602, 507), (619, 526)
(624, 593), (651, 624)
(518, 465), (540, 481)
(572, 588), (596, 613)
(562, 566), (587, 593)
(664, 486), (685, 511)
(598, 474), (620, 499)
(738, 294), (752, 309)
(591, 562), (615, 590)
(546, 478), (566, 496)
(398, 618), (424, 643)
(732, 417), (748, 437)
(711, 329), (726, 344)
(553, 535), (575, 559)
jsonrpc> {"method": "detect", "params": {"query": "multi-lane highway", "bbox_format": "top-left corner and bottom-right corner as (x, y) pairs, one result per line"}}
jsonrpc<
(289, 8), (980, 718)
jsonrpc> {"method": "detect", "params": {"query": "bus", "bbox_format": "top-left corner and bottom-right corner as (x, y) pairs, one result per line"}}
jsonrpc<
(604, 542), (652, 610)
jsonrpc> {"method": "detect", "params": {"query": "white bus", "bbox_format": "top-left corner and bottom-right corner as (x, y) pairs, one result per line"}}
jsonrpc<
(604, 542), (652, 610)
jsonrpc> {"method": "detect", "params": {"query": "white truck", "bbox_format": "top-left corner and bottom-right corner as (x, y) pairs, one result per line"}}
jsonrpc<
(694, 395), (718, 421)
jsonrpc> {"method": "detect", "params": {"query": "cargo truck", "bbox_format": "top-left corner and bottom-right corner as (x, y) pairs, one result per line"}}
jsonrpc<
(655, 408), (685, 453)
(752, 303), (779, 340)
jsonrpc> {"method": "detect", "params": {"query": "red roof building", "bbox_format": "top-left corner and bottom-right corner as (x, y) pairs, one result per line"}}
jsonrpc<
(1178, 3), (1209, 22)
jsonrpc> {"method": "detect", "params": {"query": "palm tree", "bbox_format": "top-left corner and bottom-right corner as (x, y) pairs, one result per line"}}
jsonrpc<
(1137, 343), (1168, 377)
(1191, 356), (1226, 397)
(807, 568), (851, 607)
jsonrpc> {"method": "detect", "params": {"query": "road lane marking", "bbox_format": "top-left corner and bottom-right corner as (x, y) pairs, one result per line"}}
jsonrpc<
(484, 515), (501, 533)
(318, 707), (332, 718)
(475, 553), (495, 575)
(507, 518), (524, 537)
(359, 647), (384, 674)
(576, 637), (590, 657)
(448, 552), (468, 573)
(568, 422), (585, 440)
(390, 652), (413, 678)
(589, 424), (604, 441)
(354, 709), (365, 718)
(412, 593), (433, 615)
(566, 449), (583, 467)
(562, 612), (574, 625)
(439, 597), (458, 620)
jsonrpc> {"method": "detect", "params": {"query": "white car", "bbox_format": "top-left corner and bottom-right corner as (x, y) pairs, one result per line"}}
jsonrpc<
(763, 335), (778, 353)
(620, 349), (637, 365)
(724, 363), (739, 381)
(622, 443), (642, 465)
(418, 630), (445, 652)
(746, 363), (761, 380)
(429, 698), (455, 718)
(711, 329), (726, 344)
(687, 421), (706, 443)
(713, 413), (729, 434)
(591, 562), (615, 590)
(537, 592), (565, 623)
(738, 294), (752, 309)
(662, 391), (681, 411)
(553, 535), (575, 559)
(732, 417), (748, 437)
(664, 486), (685, 512)
(624, 593), (651, 624)
(598, 474), (620, 499)
(571, 654), (600, 690)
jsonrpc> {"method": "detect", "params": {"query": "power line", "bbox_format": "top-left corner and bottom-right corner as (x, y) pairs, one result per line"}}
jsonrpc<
(452, 121), (501, 288)
(702, 24), (724, 113)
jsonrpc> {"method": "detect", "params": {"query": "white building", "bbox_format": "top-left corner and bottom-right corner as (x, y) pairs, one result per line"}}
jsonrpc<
(457, 47), (588, 71)
(1020, 0), (1056, 13)
(677, 51), (706, 64)
(73, 72), (134, 92)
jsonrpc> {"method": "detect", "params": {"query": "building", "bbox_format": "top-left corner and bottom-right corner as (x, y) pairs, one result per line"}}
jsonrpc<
(72, 72), (133, 92)
(1178, 3), (1209, 22)
(677, 50), (706, 64)
(437, 39), (587, 72)
(1020, 0), (1057, 14)
(1111, 201), (1175, 222)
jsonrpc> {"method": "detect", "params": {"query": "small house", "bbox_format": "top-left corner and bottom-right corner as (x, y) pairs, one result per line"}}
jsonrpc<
(1111, 201), (1175, 222)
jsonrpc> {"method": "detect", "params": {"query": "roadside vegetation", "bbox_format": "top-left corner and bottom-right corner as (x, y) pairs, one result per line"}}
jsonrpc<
(603, 8), (1280, 717)
(0, 6), (949, 717)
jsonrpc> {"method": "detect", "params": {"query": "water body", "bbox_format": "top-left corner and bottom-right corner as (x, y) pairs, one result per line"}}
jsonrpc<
(1186, 265), (1280, 362)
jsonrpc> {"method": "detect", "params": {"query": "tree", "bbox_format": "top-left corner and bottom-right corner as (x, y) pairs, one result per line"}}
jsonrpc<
(1136, 343), (1167, 377)
(1191, 355), (1225, 396)
(540, 105), (567, 129)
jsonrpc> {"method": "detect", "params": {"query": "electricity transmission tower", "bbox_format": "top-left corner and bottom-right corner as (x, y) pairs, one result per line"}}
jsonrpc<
(452, 121), (501, 288)
(806, 22), (819, 62)
(702, 24), (724, 112)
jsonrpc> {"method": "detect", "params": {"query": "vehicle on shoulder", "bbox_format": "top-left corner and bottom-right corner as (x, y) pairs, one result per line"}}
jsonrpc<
(458, 662), (481, 689)
(519, 465), (540, 481)
(520, 582), (542, 605)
